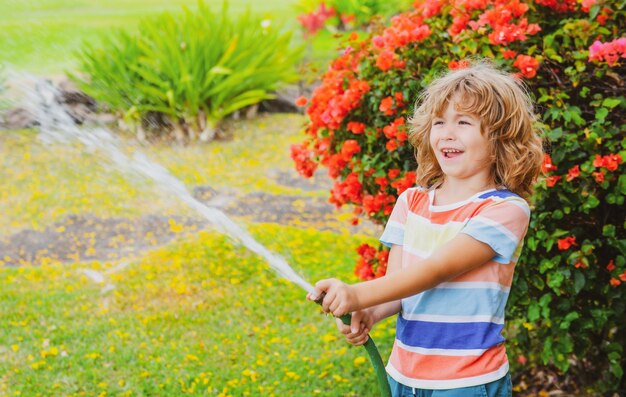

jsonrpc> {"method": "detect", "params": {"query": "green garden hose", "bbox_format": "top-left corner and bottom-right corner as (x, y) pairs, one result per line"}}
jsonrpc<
(314, 294), (392, 397)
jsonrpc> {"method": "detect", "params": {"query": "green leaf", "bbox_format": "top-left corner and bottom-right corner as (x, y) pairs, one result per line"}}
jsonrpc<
(595, 107), (609, 122)
(530, 274), (545, 290)
(602, 98), (621, 109)
(603, 224), (616, 237)
(528, 302), (540, 321)
(618, 174), (626, 195)
(547, 271), (565, 290)
(574, 272), (585, 294)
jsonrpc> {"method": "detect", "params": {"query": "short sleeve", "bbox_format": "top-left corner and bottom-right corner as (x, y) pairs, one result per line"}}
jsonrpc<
(461, 199), (531, 264)
(379, 189), (410, 247)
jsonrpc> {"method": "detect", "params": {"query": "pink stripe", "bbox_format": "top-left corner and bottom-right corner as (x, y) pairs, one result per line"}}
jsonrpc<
(389, 343), (508, 381)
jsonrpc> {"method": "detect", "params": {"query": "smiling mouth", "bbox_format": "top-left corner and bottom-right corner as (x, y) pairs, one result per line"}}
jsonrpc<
(441, 149), (464, 158)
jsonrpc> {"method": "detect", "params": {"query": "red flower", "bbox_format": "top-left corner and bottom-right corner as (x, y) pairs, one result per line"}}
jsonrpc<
(541, 154), (557, 173)
(557, 236), (577, 251)
(517, 355), (527, 365)
(379, 96), (395, 116)
(376, 50), (395, 71)
(448, 60), (470, 70)
(566, 165), (580, 181)
(513, 54), (540, 78)
(386, 140), (399, 152)
(610, 278), (621, 287)
(592, 170), (605, 183)
(388, 168), (401, 180)
(297, 3), (335, 36)
(593, 154), (605, 168)
(502, 50), (517, 59)
(375, 177), (389, 189)
(290, 143), (317, 178)
(394, 92), (405, 107)
(391, 171), (416, 195)
(581, 0), (597, 12)
(620, 272), (626, 282)
(346, 121), (366, 134)
(606, 154), (622, 171)
(340, 139), (361, 161)
(329, 172), (362, 207)
(574, 261), (587, 269)
(295, 96), (308, 107)
(607, 260), (615, 271)
(546, 175), (561, 187)
(593, 153), (623, 171)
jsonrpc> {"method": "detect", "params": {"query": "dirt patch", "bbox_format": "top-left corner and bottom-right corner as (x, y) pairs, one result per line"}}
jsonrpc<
(0, 187), (380, 267)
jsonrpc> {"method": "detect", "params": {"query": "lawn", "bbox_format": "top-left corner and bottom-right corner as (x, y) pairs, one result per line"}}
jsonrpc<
(0, 115), (392, 396)
(1, 224), (395, 396)
(0, 0), (338, 76)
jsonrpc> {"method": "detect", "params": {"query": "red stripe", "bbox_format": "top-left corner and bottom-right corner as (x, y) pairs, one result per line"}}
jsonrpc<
(389, 343), (507, 381)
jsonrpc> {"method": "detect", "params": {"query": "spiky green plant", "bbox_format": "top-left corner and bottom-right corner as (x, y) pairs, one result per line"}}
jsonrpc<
(73, 1), (302, 141)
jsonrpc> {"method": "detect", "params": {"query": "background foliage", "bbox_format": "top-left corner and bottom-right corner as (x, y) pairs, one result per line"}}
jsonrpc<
(293, 0), (626, 391)
(295, 0), (412, 35)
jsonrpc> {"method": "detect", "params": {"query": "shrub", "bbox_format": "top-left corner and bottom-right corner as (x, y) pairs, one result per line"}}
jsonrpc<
(292, 0), (625, 392)
(72, 2), (302, 141)
(295, 0), (412, 35)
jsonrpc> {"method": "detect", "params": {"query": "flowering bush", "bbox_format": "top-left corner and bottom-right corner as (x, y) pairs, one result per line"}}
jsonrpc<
(295, 0), (411, 36)
(293, 0), (625, 391)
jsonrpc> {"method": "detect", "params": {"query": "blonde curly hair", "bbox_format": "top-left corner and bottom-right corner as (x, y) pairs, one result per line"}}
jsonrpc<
(409, 61), (544, 201)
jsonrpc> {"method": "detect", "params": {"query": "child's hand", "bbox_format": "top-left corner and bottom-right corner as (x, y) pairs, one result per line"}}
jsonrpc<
(312, 278), (357, 317)
(335, 309), (373, 346)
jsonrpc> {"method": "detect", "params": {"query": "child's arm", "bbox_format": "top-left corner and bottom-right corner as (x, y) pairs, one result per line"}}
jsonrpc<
(315, 233), (495, 317)
(331, 245), (403, 345)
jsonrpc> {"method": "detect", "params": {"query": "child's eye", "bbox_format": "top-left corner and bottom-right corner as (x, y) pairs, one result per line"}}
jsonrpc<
(433, 120), (443, 126)
(459, 120), (471, 125)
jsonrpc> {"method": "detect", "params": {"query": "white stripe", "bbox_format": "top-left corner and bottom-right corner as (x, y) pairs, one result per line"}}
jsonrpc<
(387, 360), (509, 389)
(436, 281), (511, 293)
(394, 339), (488, 356)
(385, 219), (405, 230)
(401, 313), (505, 325)
(402, 243), (431, 260)
(472, 215), (520, 243)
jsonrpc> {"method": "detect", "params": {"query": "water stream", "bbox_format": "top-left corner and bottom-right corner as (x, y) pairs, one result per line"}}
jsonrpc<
(15, 75), (316, 295)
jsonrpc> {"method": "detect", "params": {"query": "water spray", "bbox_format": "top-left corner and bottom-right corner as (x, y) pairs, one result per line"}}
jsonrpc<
(14, 74), (391, 396)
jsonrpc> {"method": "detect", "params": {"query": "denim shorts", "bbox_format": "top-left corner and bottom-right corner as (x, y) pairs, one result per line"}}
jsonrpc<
(387, 373), (512, 397)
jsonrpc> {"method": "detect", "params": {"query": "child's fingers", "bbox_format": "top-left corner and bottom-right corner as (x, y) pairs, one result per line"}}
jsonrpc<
(335, 317), (350, 334)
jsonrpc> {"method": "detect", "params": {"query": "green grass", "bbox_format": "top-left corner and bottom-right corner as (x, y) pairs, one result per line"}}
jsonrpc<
(0, 112), (392, 396)
(0, 0), (339, 76)
(0, 225), (395, 396)
(0, 114), (327, 234)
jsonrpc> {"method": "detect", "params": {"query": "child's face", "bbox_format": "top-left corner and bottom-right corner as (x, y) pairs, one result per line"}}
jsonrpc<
(429, 95), (493, 186)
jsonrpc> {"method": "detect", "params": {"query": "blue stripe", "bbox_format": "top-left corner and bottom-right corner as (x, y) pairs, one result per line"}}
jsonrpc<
(462, 219), (519, 264)
(380, 225), (404, 247)
(478, 189), (518, 199)
(396, 316), (505, 350)
(402, 288), (509, 318)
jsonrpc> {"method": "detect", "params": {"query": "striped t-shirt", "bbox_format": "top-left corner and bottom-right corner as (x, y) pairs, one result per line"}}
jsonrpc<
(380, 186), (530, 389)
